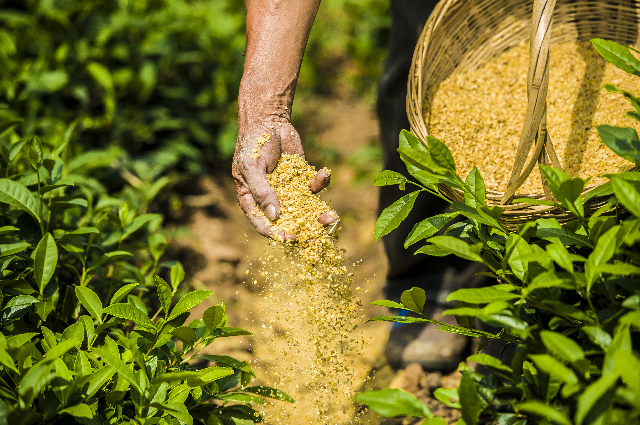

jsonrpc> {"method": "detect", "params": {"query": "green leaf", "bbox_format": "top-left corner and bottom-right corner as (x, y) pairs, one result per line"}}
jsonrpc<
(398, 146), (450, 176)
(433, 388), (460, 409)
(4, 294), (38, 309)
(589, 226), (619, 268)
(151, 402), (193, 425)
(28, 137), (43, 170)
(426, 136), (456, 173)
(506, 234), (531, 281)
(87, 62), (114, 91)
(170, 263), (185, 290)
(83, 366), (115, 399)
(464, 167), (485, 207)
(354, 388), (432, 418)
(0, 116), (23, 135)
(75, 286), (103, 322)
(375, 191), (420, 240)
(611, 177), (640, 217)
(374, 170), (408, 187)
(513, 197), (558, 207)
(459, 373), (485, 425)
(110, 283), (139, 304)
(168, 290), (213, 320)
(426, 236), (482, 262)
(203, 304), (226, 335)
(539, 164), (586, 218)
(122, 214), (162, 240)
(172, 326), (197, 345)
(149, 233), (167, 261)
(447, 287), (519, 304)
(39, 178), (74, 195)
(412, 170), (441, 187)
(603, 84), (640, 116)
(59, 403), (93, 419)
(0, 179), (41, 222)
(518, 401), (572, 425)
(536, 218), (592, 247)
(529, 354), (578, 384)
(404, 213), (458, 248)
(576, 374), (618, 425)
(93, 347), (141, 393)
(582, 327), (612, 350)
(414, 244), (451, 256)
(88, 250), (133, 271)
(421, 418), (447, 425)
(152, 368), (233, 385)
(197, 355), (254, 374)
(400, 287), (426, 315)
(597, 125), (640, 166)
(217, 393), (264, 404)
(0, 345), (18, 373)
(367, 315), (438, 324)
(467, 353), (512, 374)
(242, 386), (295, 403)
(592, 39), (640, 75)
(546, 244), (574, 272)
(155, 276), (172, 315)
(371, 300), (405, 309)
(34, 233), (57, 294)
(103, 303), (155, 330)
(540, 331), (585, 364)
(42, 340), (81, 364)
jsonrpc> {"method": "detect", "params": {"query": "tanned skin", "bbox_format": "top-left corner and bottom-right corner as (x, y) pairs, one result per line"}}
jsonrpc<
(233, 0), (337, 239)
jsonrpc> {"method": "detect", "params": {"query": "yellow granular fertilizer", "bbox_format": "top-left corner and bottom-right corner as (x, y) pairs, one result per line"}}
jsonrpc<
(250, 154), (366, 423)
(252, 132), (272, 159)
(425, 40), (637, 194)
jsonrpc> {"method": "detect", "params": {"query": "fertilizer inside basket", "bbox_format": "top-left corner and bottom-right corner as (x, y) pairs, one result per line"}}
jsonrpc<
(424, 40), (638, 195)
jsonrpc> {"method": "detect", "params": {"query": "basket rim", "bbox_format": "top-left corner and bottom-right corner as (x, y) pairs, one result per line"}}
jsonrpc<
(406, 0), (640, 213)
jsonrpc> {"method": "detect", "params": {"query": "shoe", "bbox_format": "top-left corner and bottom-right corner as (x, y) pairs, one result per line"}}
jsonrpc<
(384, 305), (468, 371)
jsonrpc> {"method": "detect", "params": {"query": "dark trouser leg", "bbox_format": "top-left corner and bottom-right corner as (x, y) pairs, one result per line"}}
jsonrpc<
(377, 0), (482, 303)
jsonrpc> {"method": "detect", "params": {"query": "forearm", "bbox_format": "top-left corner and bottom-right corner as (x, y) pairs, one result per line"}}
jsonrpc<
(239, 0), (321, 128)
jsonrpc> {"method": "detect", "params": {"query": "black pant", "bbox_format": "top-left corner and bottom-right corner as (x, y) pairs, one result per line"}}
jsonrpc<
(377, 0), (480, 302)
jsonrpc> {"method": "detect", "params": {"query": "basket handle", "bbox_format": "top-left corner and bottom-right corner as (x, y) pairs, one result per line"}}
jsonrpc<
(500, 0), (562, 204)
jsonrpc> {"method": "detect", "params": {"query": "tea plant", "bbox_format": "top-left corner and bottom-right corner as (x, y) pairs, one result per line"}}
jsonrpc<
(356, 39), (640, 425)
(0, 118), (291, 424)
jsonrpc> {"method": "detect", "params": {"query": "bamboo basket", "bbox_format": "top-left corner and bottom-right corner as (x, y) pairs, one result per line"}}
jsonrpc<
(407, 0), (640, 230)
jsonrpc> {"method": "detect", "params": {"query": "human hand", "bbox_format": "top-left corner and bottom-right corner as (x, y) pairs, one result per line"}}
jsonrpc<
(232, 121), (338, 240)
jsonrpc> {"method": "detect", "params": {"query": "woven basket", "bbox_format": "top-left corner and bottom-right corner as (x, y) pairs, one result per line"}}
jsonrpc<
(407, 0), (640, 230)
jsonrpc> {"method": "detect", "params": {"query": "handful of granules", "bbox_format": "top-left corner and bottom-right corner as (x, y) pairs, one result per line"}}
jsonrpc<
(257, 154), (338, 244)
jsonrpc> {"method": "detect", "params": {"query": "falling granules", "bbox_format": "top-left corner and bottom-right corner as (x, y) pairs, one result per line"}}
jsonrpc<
(249, 154), (367, 423)
(425, 40), (638, 195)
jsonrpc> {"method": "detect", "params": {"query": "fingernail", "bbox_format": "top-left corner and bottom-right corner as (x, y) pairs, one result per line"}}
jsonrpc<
(265, 204), (277, 221)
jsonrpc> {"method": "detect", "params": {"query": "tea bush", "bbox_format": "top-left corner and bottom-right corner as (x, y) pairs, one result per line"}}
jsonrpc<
(0, 118), (291, 424)
(0, 0), (246, 164)
(356, 39), (640, 425)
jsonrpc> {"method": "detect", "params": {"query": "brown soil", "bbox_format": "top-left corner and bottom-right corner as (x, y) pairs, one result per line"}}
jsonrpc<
(165, 99), (461, 424)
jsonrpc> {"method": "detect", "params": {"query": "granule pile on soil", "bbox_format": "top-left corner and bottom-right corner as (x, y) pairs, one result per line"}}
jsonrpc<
(250, 154), (366, 424)
(425, 40), (638, 194)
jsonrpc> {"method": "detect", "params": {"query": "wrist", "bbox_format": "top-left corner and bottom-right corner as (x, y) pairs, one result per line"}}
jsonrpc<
(238, 73), (295, 129)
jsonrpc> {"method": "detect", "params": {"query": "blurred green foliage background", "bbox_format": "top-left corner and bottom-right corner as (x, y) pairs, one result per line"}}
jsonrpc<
(0, 0), (389, 180)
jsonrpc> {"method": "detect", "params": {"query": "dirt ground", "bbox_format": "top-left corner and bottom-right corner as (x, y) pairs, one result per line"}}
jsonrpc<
(164, 99), (462, 424)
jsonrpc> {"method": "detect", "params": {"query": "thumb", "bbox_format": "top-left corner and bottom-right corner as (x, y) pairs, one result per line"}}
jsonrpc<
(245, 168), (280, 221)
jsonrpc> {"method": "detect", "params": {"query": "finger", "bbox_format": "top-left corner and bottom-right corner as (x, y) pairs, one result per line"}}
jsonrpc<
(238, 192), (295, 241)
(319, 209), (338, 225)
(310, 167), (331, 193)
(243, 163), (281, 221)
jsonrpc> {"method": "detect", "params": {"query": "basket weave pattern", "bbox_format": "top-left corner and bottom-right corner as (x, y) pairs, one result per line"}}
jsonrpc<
(407, 0), (640, 228)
